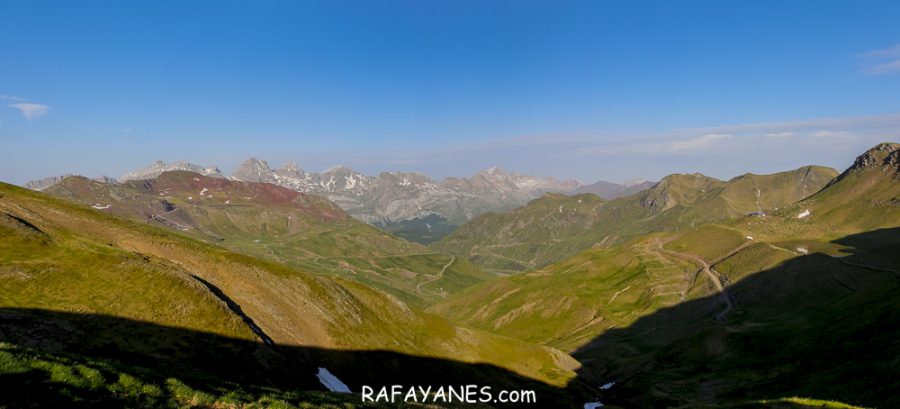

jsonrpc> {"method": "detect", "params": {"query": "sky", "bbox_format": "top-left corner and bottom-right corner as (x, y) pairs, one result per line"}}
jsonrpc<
(2, 0), (900, 185)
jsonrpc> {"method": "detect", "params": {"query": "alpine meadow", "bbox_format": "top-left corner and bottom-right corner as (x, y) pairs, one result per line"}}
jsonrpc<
(2, 2), (900, 408)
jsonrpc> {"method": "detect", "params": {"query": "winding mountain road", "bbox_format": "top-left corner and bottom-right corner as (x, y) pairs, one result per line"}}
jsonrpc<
(654, 239), (743, 322)
(416, 255), (455, 296)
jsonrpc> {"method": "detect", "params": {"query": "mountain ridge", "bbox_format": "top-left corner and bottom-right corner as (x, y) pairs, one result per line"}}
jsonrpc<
(433, 165), (839, 274)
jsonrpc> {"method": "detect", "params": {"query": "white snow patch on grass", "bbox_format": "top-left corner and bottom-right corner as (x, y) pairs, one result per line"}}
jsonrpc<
(584, 402), (603, 409)
(316, 367), (351, 393)
(797, 209), (810, 219)
(91, 204), (111, 210)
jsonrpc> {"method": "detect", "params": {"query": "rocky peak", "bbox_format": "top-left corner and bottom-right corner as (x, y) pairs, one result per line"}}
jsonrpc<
(275, 162), (305, 179)
(847, 142), (900, 174)
(120, 160), (223, 182)
(24, 174), (75, 191)
(232, 158), (276, 183)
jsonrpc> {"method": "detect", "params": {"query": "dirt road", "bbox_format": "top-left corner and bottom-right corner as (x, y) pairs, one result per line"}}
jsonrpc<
(416, 255), (455, 296)
(654, 239), (736, 322)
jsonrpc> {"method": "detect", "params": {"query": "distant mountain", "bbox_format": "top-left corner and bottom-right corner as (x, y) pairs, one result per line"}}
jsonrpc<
(119, 160), (224, 181)
(433, 165), (838, 274)
(23, 174), (117, 191)
(574, 179), (654, 199)
(229, 158), (581, 243)
(43, 171), (492, 307)
(24, 158), (583, 243)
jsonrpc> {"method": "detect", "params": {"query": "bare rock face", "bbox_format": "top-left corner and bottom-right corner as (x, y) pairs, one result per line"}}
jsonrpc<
(24, 174), (75, 191)
(119, 160), (223, 181)
(226, 159), (581, 227)
(25, 174), (117, 191)
(847, 142), (900, 174)
(232, 158), (277, 183)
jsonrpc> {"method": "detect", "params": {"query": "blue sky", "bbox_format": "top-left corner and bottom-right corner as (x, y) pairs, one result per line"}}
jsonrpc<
(2, 1), (900, 185)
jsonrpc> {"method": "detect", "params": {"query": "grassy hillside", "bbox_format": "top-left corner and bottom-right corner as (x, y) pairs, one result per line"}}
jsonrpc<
(432, 144), (900, 407)
(43, 172), (492, 307)
(429, 235), (701, 351)
(432, 193), (608, 274)
(433, 166), (837, 275)
(572, 226), (900, 408)
(0, 181), (585, 406)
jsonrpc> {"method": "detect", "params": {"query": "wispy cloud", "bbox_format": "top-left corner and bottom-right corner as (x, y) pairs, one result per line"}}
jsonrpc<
(240, 112), (900, 187)
(2, 93), (51, 120)
(0, 94), (27, 102)
(576, 133), (734, 155)
(859, 44), (900, 75)
(766, 131), (794, 139)
(8, 103), (50, 120)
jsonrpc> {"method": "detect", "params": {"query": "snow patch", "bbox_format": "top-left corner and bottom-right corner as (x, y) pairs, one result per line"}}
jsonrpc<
(200, 188), (208, 195)
(91, 204), (111, 210)
(321, 176), (336, 191)
(796, 246), (809, 255)
(797, 209), (810, 219)
(746, 236), (754, 240)
(600, 382), (615, 390)
(584, 402), (603, 409)
(345, 173), (358, 189)
(316, 367), (351, 393)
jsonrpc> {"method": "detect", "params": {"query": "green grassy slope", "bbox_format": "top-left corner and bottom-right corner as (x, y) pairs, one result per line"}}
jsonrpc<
(0, 181), (583, 403)
(432, 166), (837, 275)
(432, 193), (608, 274)
(430, 235), (700, 351)
(43, 172), (492, 307)
(433, 143), (900, 407)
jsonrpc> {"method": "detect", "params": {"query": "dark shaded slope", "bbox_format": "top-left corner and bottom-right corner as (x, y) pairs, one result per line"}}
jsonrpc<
(569, 227), (900, 408)
(0, 308), (580, 408)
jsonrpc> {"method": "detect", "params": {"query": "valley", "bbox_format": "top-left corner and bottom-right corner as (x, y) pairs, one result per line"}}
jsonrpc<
(2, 143), (898, 408)
(5, 3), (899, 407)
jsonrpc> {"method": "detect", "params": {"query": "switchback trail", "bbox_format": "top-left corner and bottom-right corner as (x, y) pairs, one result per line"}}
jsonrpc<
(416, 255), (455, 296)
(655, 239), (737, 322)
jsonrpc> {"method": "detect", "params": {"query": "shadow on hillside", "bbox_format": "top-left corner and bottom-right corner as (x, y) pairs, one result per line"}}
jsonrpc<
(0, 308), (582, 408)
(567, 227), (900, 408)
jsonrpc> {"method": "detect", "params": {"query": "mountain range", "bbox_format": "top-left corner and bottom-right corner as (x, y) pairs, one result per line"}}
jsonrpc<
(429, 142), (900, 407)
(25, 158), (648, 244)
(41, 170), (491, 307)
(4, 143), (899, 408)
(432, 165), (838, 274)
